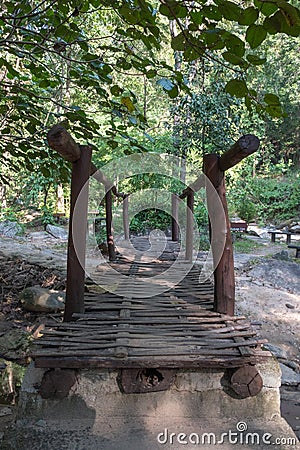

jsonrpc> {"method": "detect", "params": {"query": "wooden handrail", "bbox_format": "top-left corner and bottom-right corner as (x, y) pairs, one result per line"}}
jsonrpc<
(218, 134), (260, 171)
(177, 134), (260, 198)
(47, 124), (125, 198)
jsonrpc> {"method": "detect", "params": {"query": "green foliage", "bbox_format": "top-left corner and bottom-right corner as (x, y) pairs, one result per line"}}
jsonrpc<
(129, 209), (171, 234)
(236, 200), (257, 223)
(228, 169), (300, 223)
(0, 0), (299, 182)
(40, 206), (56, 227)
(0, 0), (299, 231)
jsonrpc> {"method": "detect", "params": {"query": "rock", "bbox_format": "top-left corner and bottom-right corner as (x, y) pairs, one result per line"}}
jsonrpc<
(45, 224), (68, 240)
(264, 343), (287, 359)
(290, 224), (300, 233)
(247, 259), (300, 295)
(0, 329), (31, 360)
(0, 360), (7, 371)
(286, 303), (296, 309)
(35, 419), (47, 428)
(0, 407), (13, 417)
(280, 363), (300, 386)
(20, 285), (65, 313)
(29, 231), (52, 241)
(272, 250), (290, 261)
(0, 220), (23, 237)
(281, 360), (299, 371)
(247, 225), (269, 239)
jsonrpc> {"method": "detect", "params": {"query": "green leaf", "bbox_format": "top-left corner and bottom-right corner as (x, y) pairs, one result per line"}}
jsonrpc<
(110, 85), (122, 96)
(108, 140), (118, 149)
(246, 54), (267, 65)
(119, 5), (141, 24)
(254, 0), (278, 17)
(225, 33), (245, 57)
(278, 2), (300, 28)
(264, 93), (280, 105)
(159, 2), (187, 19)
(264, 10), (300, 36)
(190, 11), (203, 25)
(77, 39), (89, 52)
(225, 79), (248, 98)
(238, 7), (259, 25)
(201, 5), (222, 21)
(184, 45), (202, 62)
(121, 96), (135, 112)
(246, 24), (267, 48)
(168, 85), (179, 99)
(202, 29), (225, 50)
(171, 33), (186, 51)
(39, 79), (50, 88)
(146, 69), (157, 79)
(266, 105), (283, 117)
(222, 52), (245, 66)
(218, 1), (242, 21)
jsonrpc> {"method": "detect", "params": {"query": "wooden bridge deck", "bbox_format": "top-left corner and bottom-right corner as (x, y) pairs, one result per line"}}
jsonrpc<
(33, 238), (270, 369)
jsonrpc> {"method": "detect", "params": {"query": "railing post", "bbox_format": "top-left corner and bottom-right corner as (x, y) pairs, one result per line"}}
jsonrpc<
(105, 188), (116, 261)
(171, 193), (179, 241)
(203, 154), (235, 315)
(64, 145), (92, 322)
(185, 189), (194, 261)
(123, 194), (130, 240)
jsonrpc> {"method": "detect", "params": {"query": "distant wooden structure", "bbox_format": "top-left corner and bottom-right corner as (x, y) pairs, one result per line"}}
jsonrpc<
(38, 124), (270, 394)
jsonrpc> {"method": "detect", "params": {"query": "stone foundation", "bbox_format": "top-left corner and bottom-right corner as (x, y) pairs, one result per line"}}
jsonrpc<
(2, 358), (299, 450)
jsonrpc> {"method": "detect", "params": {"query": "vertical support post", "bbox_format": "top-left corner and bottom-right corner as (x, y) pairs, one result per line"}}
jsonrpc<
(123, 194), (130, 240)
(171, 193), (179, 241)
(64, 145), (92, 322)
(203, 154), (235, 316)
(105, 188), (116, 261)
(185, 189), (194, 261)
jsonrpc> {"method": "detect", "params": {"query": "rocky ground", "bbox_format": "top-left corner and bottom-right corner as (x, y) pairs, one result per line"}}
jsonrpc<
(0, 228), (299, 441)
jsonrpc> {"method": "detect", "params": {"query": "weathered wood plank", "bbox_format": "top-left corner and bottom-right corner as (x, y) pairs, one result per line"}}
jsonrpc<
(64, 145), (92, 322)
(203, 153), (235, 315)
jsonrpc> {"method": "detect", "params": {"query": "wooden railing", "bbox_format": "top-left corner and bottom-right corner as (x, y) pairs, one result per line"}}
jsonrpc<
(47, 124), (125, 321)
(179, 135), (260, 315)
(47, 124), (259, 321)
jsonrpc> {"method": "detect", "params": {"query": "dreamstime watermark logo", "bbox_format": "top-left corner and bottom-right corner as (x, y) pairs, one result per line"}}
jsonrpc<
(157, 422), (298, 446)
(72, 152), (227, 296)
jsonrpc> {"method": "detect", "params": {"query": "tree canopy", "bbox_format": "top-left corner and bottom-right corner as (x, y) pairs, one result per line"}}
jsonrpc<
(0, 0), (300, 181)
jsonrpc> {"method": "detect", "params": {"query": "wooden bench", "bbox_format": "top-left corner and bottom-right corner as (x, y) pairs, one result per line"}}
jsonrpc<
(288, 244), (300, 258)
(268, 230), (292, 244)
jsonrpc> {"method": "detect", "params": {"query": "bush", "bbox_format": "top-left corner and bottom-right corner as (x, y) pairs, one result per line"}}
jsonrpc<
(228, 172), (300, 224)
(236, 200), (257, 223)
(129, 209), (171, 234)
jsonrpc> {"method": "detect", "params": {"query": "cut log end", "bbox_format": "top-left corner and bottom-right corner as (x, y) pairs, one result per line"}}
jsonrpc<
(238, 134), (260, 153)
(230, 365), (263, 398)
(47, 124), (81, 162)
(219, 134), (260, 171)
